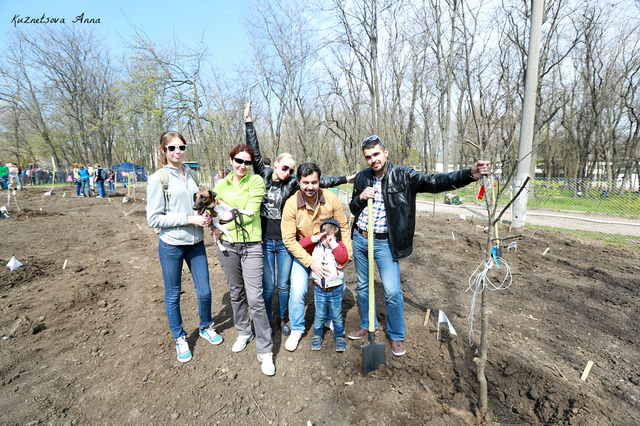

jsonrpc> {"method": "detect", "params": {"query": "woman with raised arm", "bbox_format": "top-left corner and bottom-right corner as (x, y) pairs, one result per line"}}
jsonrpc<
(243, 102), (354, 337)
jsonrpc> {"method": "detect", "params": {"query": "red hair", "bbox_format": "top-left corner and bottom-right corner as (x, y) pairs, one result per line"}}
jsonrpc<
(229, 144), (255, 161)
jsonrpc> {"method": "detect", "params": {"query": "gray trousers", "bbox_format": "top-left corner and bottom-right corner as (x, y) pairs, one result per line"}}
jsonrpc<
(216, 240), (273, 355)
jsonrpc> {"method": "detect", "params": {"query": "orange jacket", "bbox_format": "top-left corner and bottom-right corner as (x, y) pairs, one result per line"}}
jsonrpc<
(281, 189), (352, 268)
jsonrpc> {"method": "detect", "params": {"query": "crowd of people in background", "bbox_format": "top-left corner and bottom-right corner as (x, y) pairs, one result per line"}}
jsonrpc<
(71, 163), (116, 197)
(0, 159), (119, 197)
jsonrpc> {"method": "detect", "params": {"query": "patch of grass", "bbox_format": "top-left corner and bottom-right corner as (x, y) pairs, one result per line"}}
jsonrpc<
(524, 223), (639, 246)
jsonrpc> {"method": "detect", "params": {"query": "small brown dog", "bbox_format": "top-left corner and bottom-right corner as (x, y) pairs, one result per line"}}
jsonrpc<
(192, 189), (254, 251)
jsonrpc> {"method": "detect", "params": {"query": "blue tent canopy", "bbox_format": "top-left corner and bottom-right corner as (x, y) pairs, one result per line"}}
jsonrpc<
(111, 162), (149, 183)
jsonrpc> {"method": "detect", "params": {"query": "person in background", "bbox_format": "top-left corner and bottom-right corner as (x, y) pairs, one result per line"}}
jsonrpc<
(0, 162), (8, 190)
(29, 161), (37, 185)
(78, 164), (90, 197)
(348, 135), (490, 356)
(147, 130), (222, 363)
(17, 165), (23, 189)
(95, 163), (106, 198)
(107, 169), (116, 194)
(212, 143), (275, 376)
(72, 164), (81, 196)
(87, 164), (95, 195)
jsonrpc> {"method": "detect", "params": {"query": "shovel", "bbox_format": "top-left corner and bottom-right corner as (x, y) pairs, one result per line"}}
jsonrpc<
(362, 198), (386, 374)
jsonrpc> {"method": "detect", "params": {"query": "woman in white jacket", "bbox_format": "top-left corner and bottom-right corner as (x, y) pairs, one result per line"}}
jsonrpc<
(146, 130), (222, 363)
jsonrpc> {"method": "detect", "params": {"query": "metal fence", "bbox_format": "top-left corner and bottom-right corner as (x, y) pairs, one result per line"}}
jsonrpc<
(338, 177), (640, 246)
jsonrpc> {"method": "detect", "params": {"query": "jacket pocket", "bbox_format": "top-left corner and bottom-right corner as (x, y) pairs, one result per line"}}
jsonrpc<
(386, 183), (407, 208)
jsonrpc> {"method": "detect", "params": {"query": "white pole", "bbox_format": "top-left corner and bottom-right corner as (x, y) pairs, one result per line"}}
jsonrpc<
(512, 0), (544, 228)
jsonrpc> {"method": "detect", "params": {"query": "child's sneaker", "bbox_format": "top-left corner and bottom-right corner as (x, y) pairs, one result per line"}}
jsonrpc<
(257, 352), (276, 376)
(335, 337), (346, 352)
(311, 335), (322, 351)
(199, 325), (223, 345)
(175, 336), (192, 363)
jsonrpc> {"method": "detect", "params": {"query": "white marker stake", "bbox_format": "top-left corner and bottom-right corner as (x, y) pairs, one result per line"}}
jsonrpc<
(63, 260), (68, 270)
(581, 360), (594, 381)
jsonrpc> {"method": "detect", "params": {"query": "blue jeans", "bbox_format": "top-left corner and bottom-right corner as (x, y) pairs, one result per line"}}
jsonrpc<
(80, 178), (89, 196)
(289, 258), (313, 332)
(262, 239), (294, 324)
(353, 231), (405, 341)
(158, 239), (213, 339)
(97, 180), (106, 197)
(313, 281), (345, 338)
(108, 180), (115, 193)
(76, 180), (81, 196)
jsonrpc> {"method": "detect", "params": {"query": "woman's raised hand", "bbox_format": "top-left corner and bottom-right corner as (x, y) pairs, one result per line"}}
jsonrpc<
(244, 101), (252, 123)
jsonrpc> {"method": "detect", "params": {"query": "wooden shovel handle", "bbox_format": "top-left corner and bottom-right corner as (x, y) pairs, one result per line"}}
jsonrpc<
(368, 198), (375, 332)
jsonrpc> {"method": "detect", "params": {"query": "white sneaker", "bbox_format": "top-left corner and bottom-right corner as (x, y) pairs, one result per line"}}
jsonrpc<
(232, 333), (254, 353)
(257, 352), (275, 376)
(175, 336), (192, 363)
(285, 330), (303, 352)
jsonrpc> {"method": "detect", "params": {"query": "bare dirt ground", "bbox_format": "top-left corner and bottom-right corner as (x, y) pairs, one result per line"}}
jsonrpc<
(1, 184), (639, 425)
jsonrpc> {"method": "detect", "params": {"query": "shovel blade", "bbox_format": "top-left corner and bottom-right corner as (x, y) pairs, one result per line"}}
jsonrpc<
(362, 332), (386, 375)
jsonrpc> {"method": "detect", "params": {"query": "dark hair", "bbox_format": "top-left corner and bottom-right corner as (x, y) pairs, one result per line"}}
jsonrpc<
(296, 162), (321, 181)
(361, 135), (387, 151)
(229, 144), (255, 161)
(263, 157), (271, 166)
(321, 222), (339, 237)
(159, 131), (187, 166)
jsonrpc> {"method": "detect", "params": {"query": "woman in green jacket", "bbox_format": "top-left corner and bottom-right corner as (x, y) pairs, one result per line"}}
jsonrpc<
(213, 143), (275, 376)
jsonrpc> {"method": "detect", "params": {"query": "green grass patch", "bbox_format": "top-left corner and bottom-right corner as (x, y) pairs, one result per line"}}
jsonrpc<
(524, 223), (639, 246)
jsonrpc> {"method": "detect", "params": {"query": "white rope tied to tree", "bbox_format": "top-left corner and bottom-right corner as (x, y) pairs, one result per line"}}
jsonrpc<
(466, 257), (512, 346)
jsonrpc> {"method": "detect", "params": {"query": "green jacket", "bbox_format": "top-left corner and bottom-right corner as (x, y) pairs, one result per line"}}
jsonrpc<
(213, 173), (265, 243)
(0, 165), (7, 177)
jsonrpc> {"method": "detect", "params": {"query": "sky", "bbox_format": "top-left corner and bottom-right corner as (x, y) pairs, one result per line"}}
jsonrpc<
(0, 0), (251, 72)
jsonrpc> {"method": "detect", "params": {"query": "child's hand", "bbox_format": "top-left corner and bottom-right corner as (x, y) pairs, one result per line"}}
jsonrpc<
(311, 231), (327, 244)
(323, 235), (335, 246)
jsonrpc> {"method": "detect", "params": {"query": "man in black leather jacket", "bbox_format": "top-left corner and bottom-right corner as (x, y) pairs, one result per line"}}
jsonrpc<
(348, 135), (490, 356)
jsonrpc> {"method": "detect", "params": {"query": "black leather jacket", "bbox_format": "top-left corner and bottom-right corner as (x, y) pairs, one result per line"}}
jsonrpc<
(350, 161), (477, 260)
(245, 122), (347, 222)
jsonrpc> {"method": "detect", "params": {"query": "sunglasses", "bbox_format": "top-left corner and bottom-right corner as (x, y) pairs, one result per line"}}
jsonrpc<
(362, 135), (380, 147)
(281, 165), (294, 174)
(233, 157), (253, 166)
(166, 145), (187, 152)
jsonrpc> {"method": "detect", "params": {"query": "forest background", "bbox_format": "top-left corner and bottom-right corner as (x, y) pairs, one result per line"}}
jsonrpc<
(1, 0), (639, 192)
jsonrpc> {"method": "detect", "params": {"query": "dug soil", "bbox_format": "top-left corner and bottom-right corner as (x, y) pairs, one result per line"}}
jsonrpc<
(1, 185), (638, 425)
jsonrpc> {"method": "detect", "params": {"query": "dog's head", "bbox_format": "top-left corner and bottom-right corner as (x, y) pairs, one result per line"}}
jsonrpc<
(193, 190), (218, 215)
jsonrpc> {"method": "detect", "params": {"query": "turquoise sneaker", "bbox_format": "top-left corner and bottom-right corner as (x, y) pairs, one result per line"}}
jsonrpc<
(335, 337), (346, 352)
(199, 325), (223, 345)
(175, 336), (192, 363)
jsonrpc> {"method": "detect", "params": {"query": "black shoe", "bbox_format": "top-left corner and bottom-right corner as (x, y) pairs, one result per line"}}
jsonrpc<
(280, 323), (291, 336)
